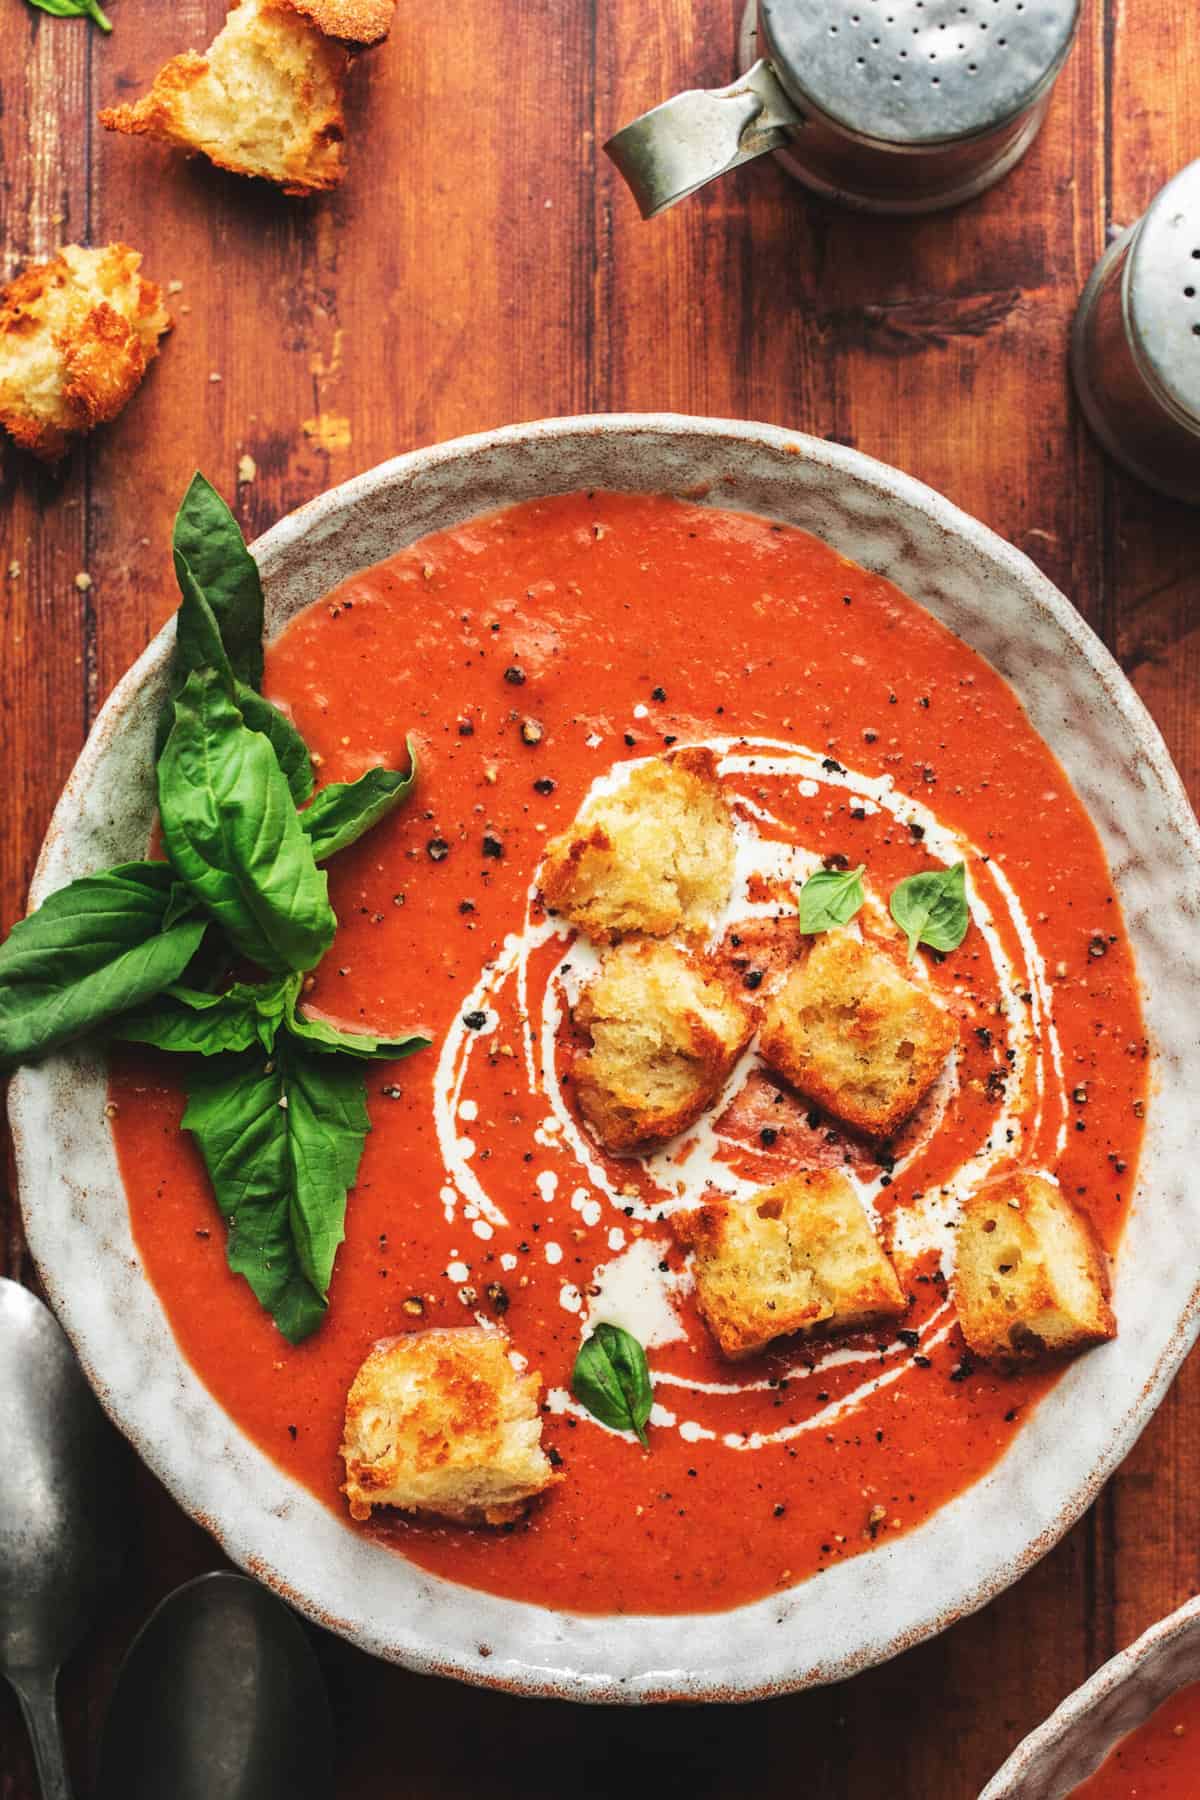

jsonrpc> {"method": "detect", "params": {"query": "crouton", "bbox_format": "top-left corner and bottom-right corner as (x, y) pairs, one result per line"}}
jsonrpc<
(99, 0), (348, 196)
(340, 1326), (558, 1525)
(674, 1171), (906, 1360)
(573, 938), (755, 1152)
(954, 1172), (1115, 1364)
(540, 747), (736, 943)
(0, 245), (169, 463)
(759, 931), (957, 1139)
(289, 0), (394, 41)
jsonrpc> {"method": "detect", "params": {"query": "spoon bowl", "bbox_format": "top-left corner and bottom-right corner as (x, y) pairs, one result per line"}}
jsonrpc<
(96, 1572), (335, 1800)
(0, 1276), (128, 1799)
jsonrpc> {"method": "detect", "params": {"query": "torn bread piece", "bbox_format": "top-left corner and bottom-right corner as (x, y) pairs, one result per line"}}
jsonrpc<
(540, 747), (736, 944)
(954, 1172), (1115, 1364)
(674, 1171), (906, 1360)
(0, 244), (170, 463)
(573, 938), (755, 1153)
(340, 1327), (559, 1525)
(289, 0), (395, 42)
(759, 930), (958, 1139)
(99, 0), (349, 196)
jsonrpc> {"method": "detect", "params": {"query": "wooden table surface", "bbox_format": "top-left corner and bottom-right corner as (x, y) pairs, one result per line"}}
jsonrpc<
(1, 1), (1197, 1794)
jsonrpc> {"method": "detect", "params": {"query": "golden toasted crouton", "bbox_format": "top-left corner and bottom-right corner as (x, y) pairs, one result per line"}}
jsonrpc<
(674, 1171), (906, 1360)
(954, 1173), (1115, 1364)
(759, 931), (957, 1139)
(540, 748), (736, 944)
(289, 0), (394, 41)
(99, 0), (348, 196)
(0, 245), (169, 463)
(573, 938), (754, 1152)
(340, 1327), (558, 1525)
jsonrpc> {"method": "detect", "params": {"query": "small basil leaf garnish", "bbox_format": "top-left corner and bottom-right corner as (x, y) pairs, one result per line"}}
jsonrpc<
(0, 864), (206, 1067)
(300, 742), (419, 863)
(889, 862), (969, 960)
(24, 0), (111, 29)
(284, 999), (429, 1062)
(572, 1323), (653, 1448)
(182, 1039), (370, 1342)
(798, 863), (866, 934)
(157, 670), (335, 974)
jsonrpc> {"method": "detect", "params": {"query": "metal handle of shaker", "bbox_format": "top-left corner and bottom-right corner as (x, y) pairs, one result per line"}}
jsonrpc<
(604, 59), (803, 219)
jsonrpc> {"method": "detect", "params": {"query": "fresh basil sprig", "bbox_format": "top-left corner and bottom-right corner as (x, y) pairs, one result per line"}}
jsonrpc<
(0, 473), (427, 1342)
(572, 1323), (654, 1448)
(24, 0), (111, 31)
(798, 863), (866, 934)
(889, 862), (969, 959)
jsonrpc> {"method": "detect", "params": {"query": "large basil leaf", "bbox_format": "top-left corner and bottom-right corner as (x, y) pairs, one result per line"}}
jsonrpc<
(112, 975), (299, 1057)
(173, 474), (264, 691)
(889, 862), (969, 960)
(0, 862), (206, 1066)
(170, 549), (312, 804)
(571, 1323), (653, 1448)
(157, 671), (335, 975)
(182, 1041), (370, 1343)
(300, 743), (418, 863)
(24, 0), (111, 28)
(285, 993), (429, 1061)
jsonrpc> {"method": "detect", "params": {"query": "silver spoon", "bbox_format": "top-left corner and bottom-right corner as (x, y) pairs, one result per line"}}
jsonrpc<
(0, 1276), (129, 1800)
(96, 1571), (335, 1800)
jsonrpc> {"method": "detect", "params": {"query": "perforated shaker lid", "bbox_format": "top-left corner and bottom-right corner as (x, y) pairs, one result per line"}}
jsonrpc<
(759, 0), (1080, 147)
(1125, 160), (1200, 428)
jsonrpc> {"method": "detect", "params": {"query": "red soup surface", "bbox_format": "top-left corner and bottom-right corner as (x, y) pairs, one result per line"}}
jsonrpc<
(1072, 1678), (1200, 1797)
(110, 491), (1147, 1616)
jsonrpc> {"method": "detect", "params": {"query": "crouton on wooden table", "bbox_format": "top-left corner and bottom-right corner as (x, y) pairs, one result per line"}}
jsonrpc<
(674, 1171), (907, 1360)
(0, 245), (169, 463)
(289, 0), (396, 41)
(954, 1172), (1116, 1364)
(759, 930), (958, 1139)
(540, 747), (737, 943)
(572, 937), (755, 1152)
(99, 0), (349, 196)
(340, 1327), (559, 1525)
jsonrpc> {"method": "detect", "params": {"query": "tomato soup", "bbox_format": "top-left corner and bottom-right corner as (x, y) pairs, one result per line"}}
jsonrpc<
(1072, 1678), (1200, 1797)
(110, 491), (1147, 1615)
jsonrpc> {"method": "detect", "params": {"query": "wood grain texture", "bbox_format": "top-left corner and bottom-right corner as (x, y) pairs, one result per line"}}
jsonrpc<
(0, 1), (1197, 1794)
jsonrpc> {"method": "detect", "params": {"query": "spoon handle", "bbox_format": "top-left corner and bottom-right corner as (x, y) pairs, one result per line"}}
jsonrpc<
(13, 1669), (75, 1800)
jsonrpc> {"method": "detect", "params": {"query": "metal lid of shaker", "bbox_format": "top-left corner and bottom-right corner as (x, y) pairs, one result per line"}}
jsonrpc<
(1125, 159), (1200, 430)
(759, 0), (1080, 148)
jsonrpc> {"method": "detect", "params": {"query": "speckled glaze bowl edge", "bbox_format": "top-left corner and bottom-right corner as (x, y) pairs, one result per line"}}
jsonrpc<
(9, 414), (1200, 1704)
(980, 1595), (1200, 1796)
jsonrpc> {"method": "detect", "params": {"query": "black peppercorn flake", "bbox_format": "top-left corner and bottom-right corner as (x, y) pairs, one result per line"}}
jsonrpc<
(533, 777), (556, 795)
(482, 832), (504, 859)
(773, 1502), (787, 1517)
(850, 806), (866, 821)
(458, 898), (476, 914)
(546, 1445), (564, 1469)
(504, 665), (526, 685)
(1088, 934), (1109, 958)
(913, 1354), (932, 1368)
(743, 969), (764, 991)
(821, 757), (845, 774)
(949, 1355), (974, 1383)
(485, 1281), (510, 1315)
(457, 719), (474, 737)
(651, 685), (666, 701)
(463, 1010), (488, 1030)
(427, 837), (450, 861)
(759, 1127), (778, 1147)
(624, 732), (636, 747)
(663, 734), (677, 746)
